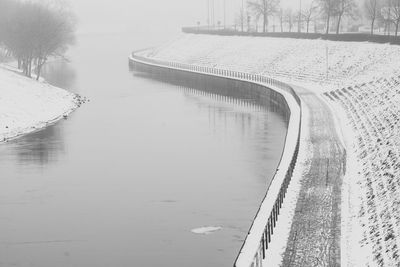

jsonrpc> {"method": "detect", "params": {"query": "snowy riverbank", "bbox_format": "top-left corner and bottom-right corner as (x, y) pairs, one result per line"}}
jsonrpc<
(0, 65), (85, 142)
(140, 33), (400, 266)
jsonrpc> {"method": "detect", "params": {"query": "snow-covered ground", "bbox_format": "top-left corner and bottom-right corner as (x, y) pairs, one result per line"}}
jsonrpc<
(142, 34), (400, 93)
(326, 79), (400, 266)
(141, 33), (400, 266)
(0, 65), (85, 142)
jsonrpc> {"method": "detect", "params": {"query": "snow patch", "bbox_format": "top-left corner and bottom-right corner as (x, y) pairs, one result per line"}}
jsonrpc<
(0, 64), (85, 142)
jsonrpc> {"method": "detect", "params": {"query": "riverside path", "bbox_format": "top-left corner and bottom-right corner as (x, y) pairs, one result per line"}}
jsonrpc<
(281, 85), (346, 266)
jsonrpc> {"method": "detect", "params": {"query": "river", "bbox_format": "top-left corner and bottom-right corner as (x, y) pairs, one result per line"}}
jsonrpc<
(0, 33), (288, 267)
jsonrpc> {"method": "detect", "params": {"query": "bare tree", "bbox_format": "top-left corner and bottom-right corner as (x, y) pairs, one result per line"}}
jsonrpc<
(253, 12), (262, 32)
(235, 7), (246, 32)
(3, 1), (37, 76)
(279, 8), (284, 32)
(364, 0), (380, 34)
(285, 8), (295, 32)
(32, 3), (76, 80)
(335, 0), (357, 34)
(302, 0), (319, 33)
(381, 0), (393, 35)
(2, 0), (75, 79)
(0, 0), (12, 43)
(247, 0), (280, 32)
(297, 0), (302, 32)
(388, 0), (400, 36)
(319, 0), (339, 34)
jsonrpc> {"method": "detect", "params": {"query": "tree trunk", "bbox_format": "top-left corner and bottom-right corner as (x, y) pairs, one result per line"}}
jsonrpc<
(22, 60), (26, 75)
(307, 20), (310, 33)
(314, 19), (317, 33)
(336, 13), (343, 35)
(298, 14), (301, 32)
(36, 58), (43, 81)
(371, 18), (375, 35)
(326, 14), (330, 35)
(264, 15), (269, 32)
(24, 62), (28, 76)
(263, 12), (266, 32)
(36, 65), (41, 80)
(396, 20), (399, 36)
(23, 59), (28, 77)
(263, 18), (266, 32)
(28, 59), (32, 78)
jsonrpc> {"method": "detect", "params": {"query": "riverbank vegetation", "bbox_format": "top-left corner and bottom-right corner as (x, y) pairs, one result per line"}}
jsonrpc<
(0, 0), (75, 80)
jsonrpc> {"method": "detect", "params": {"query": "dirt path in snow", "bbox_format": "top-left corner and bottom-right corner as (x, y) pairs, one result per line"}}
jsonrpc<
(281, 85), (346, 266)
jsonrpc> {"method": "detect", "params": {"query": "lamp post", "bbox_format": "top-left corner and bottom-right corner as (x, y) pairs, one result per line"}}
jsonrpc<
(224, 0), (226, 29)
(241, 0), (244, 32)
(207, 0), (210, 29)
(212, 0), (215, 28)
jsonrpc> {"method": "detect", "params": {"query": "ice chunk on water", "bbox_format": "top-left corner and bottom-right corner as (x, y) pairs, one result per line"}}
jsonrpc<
(191, 226), (222, 235)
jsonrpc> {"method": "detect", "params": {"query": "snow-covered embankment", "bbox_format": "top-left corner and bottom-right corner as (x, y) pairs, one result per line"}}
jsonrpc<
(0, 66), (84, 142)
(140, 33), (400, 266)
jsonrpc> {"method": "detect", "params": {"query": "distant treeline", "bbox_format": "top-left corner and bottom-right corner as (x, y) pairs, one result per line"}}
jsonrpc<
(203, 0), (400, 37)
(182, 27), (400, 45)
(0, 0), (75, 80)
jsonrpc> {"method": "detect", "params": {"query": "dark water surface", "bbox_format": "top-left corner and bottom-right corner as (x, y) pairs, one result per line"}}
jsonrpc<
(0, 33), (288, 267)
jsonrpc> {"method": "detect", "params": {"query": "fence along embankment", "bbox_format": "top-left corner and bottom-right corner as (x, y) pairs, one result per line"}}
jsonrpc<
(182, 26), (400, 45)
(129, 52), (302, 267)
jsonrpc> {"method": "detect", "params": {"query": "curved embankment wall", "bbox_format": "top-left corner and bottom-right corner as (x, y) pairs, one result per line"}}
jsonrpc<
(131, 60), (290, 122)
(129, 53), (301, 267)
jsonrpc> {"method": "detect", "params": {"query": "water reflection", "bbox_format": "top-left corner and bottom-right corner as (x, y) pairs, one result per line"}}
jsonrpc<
(132, 71), (290, 124)
(3, 122), (65, 167)
(3, 60), (77, 167)
(133, 67), (289, 186)
(179, 86), (282, 182)
(131, 69), (290, 183)
(41, 60), (77, 92)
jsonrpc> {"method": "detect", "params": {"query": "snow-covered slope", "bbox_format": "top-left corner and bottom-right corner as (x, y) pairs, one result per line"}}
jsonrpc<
(326, 78), (400, 267)
(143, 33), (400, 92)
(0, 66), (84, 142)
(143, 34), (400, 267)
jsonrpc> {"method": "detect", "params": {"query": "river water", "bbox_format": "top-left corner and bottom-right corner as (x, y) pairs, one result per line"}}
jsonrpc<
(0, 33), (288, 267)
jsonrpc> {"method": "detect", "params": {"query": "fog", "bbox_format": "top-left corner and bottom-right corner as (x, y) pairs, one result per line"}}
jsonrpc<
(70, 0), (208, 36)
(68, 0), (305, 37)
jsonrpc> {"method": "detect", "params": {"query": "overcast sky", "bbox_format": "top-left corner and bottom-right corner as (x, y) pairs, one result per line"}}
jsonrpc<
(68, 0), (304, 35)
